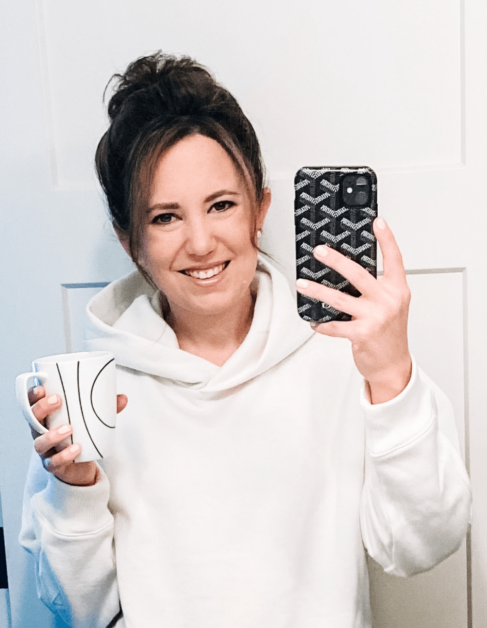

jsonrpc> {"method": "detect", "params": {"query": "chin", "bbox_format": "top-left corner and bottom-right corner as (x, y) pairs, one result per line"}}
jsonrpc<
(188, 293), (240, 316)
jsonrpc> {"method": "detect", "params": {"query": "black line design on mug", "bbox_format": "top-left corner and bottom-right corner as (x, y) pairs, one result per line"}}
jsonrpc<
(90, 358), (116, 429)
(77, 361), (103, 459)
(106, 606), (124, 628)
(56, 363), (73, 446)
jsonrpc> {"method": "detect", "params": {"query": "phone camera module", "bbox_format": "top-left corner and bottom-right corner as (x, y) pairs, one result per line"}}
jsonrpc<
(341, 174), (370, 207)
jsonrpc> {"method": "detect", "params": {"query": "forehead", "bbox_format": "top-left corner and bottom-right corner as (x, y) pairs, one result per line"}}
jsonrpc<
(150, 134), (247, 202)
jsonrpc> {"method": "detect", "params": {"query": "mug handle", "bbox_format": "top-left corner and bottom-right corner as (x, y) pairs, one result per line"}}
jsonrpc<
(15, 371), (49, 434)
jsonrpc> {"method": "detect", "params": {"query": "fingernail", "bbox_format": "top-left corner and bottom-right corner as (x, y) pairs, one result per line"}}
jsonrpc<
(58, 424), (71, 435)
(47, 395), (58, 405)
(310, 322), (319, 329)
(315, 245), (328, 257)
(32, 387), (39, 397)
(296, 278), (309, 288)
(42, 457), (51, 469)
(69, 444), (80, 454)
(376, 217), (386, 230)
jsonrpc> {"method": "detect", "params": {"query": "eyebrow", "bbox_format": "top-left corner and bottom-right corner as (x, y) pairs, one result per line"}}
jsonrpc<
(147, 189), (241, 212)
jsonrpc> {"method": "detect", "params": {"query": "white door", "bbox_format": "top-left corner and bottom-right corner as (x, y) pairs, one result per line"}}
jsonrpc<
(1, 1), (485, 627)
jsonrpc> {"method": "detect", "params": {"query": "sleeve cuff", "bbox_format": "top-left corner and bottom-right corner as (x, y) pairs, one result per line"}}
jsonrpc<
(32, 464), (113, 536)
(360, 357), (436, 457)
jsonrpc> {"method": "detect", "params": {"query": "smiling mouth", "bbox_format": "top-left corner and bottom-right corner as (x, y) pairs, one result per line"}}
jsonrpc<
(181, 261), (230, 279)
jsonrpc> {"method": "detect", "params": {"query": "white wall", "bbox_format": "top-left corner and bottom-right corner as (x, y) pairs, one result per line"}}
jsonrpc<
(2, 1), (486, 626)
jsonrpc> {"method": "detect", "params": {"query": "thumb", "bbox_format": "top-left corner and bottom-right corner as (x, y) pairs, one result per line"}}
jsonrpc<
(116, 394), (128, 414)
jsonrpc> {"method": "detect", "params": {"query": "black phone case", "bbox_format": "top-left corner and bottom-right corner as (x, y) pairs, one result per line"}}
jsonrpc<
(294, 166), (378, 323)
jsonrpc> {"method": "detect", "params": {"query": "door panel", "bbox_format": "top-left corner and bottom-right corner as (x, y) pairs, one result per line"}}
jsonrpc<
(37, 0), (463, 185)
(368, 544), (468, 628)
(62, 283), (109, 353)
(369, 271), (467, 627)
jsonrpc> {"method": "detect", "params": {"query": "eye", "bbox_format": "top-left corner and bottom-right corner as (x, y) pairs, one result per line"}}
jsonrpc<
(151, 212), (176, 225)
(210, 200), (235, 213)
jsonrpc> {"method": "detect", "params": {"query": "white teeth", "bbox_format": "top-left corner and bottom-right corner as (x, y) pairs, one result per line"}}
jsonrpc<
(186, 263), (225, 279)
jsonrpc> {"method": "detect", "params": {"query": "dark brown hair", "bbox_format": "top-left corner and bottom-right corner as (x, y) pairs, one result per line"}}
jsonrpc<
(95, 52), (267, 282)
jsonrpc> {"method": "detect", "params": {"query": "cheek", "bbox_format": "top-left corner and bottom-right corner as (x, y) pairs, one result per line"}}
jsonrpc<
(140, 233), (173, 271)
(230, 213), (257, 252)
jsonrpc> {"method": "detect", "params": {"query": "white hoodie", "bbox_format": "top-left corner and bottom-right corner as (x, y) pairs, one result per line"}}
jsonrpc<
(20, 256), (471, 628)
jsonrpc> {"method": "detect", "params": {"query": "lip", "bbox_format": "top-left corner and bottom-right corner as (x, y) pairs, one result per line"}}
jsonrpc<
(179, 260), (230, 284)
(180, 260), (229, 273)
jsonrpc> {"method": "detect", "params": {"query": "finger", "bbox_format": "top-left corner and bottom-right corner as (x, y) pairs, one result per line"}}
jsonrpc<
(373, 218), (407, 283)
(41, 447), (59, 461)
(296, 278), (362, 318)
(43, 443), (81, 472)
(31, 394), (62, 425)
(313, 245), (377, 296)
(311, 319), (359, 339)
(28, 385), (45, 406)
(117, 394), (128, 414)
(34, 424), (73, 456)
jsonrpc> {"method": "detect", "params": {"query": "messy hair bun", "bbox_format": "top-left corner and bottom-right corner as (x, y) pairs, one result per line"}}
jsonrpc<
(95, 52), (266, 275)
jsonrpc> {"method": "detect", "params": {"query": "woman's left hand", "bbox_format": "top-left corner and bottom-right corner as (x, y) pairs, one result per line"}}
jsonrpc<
(296, 217), (412, 404)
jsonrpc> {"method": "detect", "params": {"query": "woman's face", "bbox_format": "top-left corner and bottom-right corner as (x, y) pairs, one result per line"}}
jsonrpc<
(138, 134), (270, 319)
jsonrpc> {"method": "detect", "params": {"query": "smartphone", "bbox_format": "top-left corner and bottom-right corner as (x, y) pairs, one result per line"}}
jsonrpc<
(294, 166), (378, 323)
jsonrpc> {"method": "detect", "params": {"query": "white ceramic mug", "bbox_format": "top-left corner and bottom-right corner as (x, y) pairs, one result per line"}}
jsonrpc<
(16, 351), (117, 462)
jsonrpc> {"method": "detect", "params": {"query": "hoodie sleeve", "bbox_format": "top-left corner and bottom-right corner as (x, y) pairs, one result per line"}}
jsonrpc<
(359, 358), (472, 577)
(19, 451), (121, 627)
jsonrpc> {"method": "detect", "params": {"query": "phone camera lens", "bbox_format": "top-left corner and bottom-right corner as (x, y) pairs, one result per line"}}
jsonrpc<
(341, 174), (370, 207)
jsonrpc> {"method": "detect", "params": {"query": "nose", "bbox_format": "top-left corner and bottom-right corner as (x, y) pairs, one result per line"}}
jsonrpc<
(184, 214), (216, 257)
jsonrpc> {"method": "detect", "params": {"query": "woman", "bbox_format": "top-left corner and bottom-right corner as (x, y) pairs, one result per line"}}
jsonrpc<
(20, 52), (471, 628)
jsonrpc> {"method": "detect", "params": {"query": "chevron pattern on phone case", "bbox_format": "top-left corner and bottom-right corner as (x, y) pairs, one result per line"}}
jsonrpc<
(294, 167), (377, 323)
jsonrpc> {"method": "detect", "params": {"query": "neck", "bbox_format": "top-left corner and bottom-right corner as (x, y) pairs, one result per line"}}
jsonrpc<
(165, 290), (256, 367)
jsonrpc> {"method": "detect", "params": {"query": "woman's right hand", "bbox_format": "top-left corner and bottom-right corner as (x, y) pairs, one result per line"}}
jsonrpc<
(29, 386), (128, 487)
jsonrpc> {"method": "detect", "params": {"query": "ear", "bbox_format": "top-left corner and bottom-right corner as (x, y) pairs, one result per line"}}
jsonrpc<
(257, 187), (272, 231)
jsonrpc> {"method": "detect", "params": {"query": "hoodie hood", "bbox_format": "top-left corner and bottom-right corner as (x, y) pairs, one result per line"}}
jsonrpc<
(84, 255), (313, 392)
